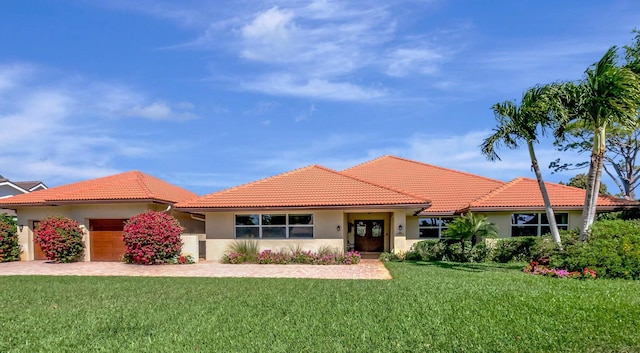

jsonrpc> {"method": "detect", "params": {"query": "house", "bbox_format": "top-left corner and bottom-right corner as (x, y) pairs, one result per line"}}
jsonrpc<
(0, 171), (204, 262)
(0, 177), (47, 216)
(174, 155), (638, 261)
(1, 155), (636, 262)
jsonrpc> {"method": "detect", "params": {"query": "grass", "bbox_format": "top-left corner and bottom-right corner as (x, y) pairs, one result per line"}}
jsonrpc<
(1, 262), (639, 352)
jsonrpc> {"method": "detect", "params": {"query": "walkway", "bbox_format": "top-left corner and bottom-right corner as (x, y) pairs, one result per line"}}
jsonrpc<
(0, 259), (391, 280)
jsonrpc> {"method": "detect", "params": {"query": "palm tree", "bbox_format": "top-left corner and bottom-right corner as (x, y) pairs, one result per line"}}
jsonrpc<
(481, 85), (563, 248)
(444, 213), (497, 249)
(559, 47), (640, 239)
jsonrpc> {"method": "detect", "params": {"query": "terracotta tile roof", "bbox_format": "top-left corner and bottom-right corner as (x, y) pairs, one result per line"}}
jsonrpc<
(0, 171), (199, 206)
(343, 155), (505, 214)
(175, 165), (430, 210)
(469, 177), (639, 210)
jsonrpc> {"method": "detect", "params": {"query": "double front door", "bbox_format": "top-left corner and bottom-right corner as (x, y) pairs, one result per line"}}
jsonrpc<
(354, 220), (384, 252)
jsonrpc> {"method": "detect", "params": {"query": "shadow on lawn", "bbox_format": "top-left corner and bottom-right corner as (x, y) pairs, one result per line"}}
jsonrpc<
(413, 261), (525, 273)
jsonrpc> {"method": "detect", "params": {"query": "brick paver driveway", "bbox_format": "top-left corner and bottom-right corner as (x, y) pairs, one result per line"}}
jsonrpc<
(0, 259), (391, 280)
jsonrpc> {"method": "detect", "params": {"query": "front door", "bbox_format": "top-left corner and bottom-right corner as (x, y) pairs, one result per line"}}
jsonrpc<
(354, 220), (384, 252)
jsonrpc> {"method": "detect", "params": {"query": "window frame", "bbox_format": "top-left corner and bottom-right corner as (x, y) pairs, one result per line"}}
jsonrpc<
(510, 212), (569, 237)
(235, 213), (314, 239)
(418, 217), (453, 239)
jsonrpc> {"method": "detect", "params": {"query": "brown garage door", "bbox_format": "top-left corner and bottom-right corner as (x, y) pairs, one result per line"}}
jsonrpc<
(90, 219), (127, 262)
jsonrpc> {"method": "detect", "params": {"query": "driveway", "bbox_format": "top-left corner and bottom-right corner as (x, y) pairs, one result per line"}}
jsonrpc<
(0, 259), (391, 280)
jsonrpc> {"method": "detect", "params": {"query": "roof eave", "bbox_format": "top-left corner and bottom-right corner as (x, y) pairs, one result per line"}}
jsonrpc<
(0, 198), (177, 208)
(175, 202), (430, 213)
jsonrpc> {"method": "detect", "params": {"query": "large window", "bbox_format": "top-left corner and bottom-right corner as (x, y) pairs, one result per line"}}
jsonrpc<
(511, 213), (569, 237)
(235, 214), (314, 239)
(418, 217), (453, 238)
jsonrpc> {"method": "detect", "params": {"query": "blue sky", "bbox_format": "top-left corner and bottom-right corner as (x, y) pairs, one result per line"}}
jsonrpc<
(1, 0), (638, 195)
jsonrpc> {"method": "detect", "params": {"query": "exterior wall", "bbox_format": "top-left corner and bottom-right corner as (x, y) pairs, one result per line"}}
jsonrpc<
(15, 203), (204, 261)
(205, 209), (344, 261)
(204, 209), (408, 261)
(403, 210), (585, 251)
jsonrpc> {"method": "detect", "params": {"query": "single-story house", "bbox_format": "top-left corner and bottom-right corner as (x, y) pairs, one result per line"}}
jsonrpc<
(0, 171), (204, 262)
(174, 155), (638, 261)
(1, 155), (636, 262)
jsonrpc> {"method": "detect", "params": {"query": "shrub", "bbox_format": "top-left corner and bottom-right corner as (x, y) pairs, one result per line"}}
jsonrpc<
(412, 240), (444, 261)
(222, 246), (361, 265)
(34, 216), (84, 263)
(0, 213), (19, 262)
(412, 239), (490, 263)
(225, 240), (259, 263)
(469, 242), (491, 262)
(122, 211), (184, 265)
(257, 250), (291, 264)
(491, 237), (538, 263)
(336, 251), (361, 265)
(379, 252), (402, 262)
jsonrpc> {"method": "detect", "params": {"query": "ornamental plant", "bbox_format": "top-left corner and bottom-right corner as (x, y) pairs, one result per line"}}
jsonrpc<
(34, 216), (85, 263)
(0, 213), (20, 262)
(122, 210), (184, 265)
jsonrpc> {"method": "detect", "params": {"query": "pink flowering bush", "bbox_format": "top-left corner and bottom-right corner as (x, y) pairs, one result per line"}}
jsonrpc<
(122, 211), (184, 265)
(523, 260), (596, 279)
(257, 250), (291, 264)
(34, 216), (84, 263)
(0, 214), (20, 262)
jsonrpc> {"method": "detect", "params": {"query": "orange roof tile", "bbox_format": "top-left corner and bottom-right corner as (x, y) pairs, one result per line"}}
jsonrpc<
(469, 177), (638, 210)
(0, 171), (199, 206)
(175, 165), (430, 210)
(343, 155), (505, 214)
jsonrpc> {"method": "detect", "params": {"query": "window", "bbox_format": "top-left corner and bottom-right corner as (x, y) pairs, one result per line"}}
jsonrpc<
(235, 213), (314, 239)
(418, 217), (453, 238)
(511, 213), (568, 237)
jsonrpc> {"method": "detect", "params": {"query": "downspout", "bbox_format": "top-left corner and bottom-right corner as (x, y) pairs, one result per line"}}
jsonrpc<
(162, 205), (172, 213)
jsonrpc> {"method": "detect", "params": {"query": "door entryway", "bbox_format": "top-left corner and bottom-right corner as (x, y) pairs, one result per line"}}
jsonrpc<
(354, 220), (384, 252)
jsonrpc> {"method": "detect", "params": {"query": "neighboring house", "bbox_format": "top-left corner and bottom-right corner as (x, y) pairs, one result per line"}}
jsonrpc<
(1, 156), (637, 262)
(174, 156), (638, 261)
(0, 171), (204, 262)
(0, 177), (47, 216)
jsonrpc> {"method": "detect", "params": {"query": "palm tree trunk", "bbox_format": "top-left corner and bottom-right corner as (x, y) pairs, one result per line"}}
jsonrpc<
(528, 141), (562, 248)
(581, 127), (606, 240)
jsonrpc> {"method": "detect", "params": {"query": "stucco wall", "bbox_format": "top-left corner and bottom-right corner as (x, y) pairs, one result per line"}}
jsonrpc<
(15, 203), (204, 261)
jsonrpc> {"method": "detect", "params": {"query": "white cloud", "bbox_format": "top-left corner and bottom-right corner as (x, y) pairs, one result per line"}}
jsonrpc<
(0, 63), (191, 184)
(241, 74), (386, 101)
(385, 48), (444, 77)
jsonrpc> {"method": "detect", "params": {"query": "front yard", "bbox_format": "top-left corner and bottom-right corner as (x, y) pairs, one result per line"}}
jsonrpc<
(1, 262), (639, 352)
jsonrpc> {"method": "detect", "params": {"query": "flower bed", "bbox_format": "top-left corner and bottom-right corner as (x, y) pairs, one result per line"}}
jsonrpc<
(523, 260), (596, 279)
(223, 249), (361, 265)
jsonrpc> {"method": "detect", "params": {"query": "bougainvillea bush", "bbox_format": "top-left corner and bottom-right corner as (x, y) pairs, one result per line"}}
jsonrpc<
(34, 216), (85, 263)
(122, 211), (184, 265)
(0, 213), (20, 262)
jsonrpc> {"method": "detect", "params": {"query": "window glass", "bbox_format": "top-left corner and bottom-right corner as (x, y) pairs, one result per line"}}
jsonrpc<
(511, 214), (538, 225)
(262, 227), (286, 238)
(419, 218), (439, 227)
(289, 226), (314, 238)
(262, 214), (286, 225)
(419, 228), (439, 238)
(236, 214), (259, 226)
(511, 226), (538, 237)
(236, 227), (259, 238)
(541, 213), (569, 225)
(289, 214), (313, 225)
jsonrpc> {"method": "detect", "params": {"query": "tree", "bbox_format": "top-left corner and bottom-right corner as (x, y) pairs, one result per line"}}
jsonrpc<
(550, 125), (638, 199)
(561, 173), (608, 194)
(481, 85), (564, 248)
(556, 46), (640, 239)
(444, 213), (497, 249)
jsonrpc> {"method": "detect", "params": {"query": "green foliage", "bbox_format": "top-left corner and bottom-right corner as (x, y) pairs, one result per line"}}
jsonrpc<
(411, 239), (491, 263)
(225, 240), (259, 263)
(551, 220), (640, 279)
(2, 263), (639, 352)
(492, 237), (538, 263)
(378, 252), (401, 262)
(0, 213), (19, 262)
(444, 212), (498, 247)
(561, 173), (608, 194)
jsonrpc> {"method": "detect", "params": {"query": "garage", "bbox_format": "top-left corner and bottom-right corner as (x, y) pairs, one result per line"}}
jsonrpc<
(89, 219), (127, 262)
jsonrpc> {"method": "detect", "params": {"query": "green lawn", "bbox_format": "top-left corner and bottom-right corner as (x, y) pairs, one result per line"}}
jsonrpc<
(1, 262), (639, 353)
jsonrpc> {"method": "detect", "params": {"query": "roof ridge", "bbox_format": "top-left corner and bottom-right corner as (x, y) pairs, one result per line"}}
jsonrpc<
(470, 177), (525, 205)
(132, 170), (156, 198)
(314, 164), (430, 202)
(200, 165), (322, 197)
(344, 155), (506, 184)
